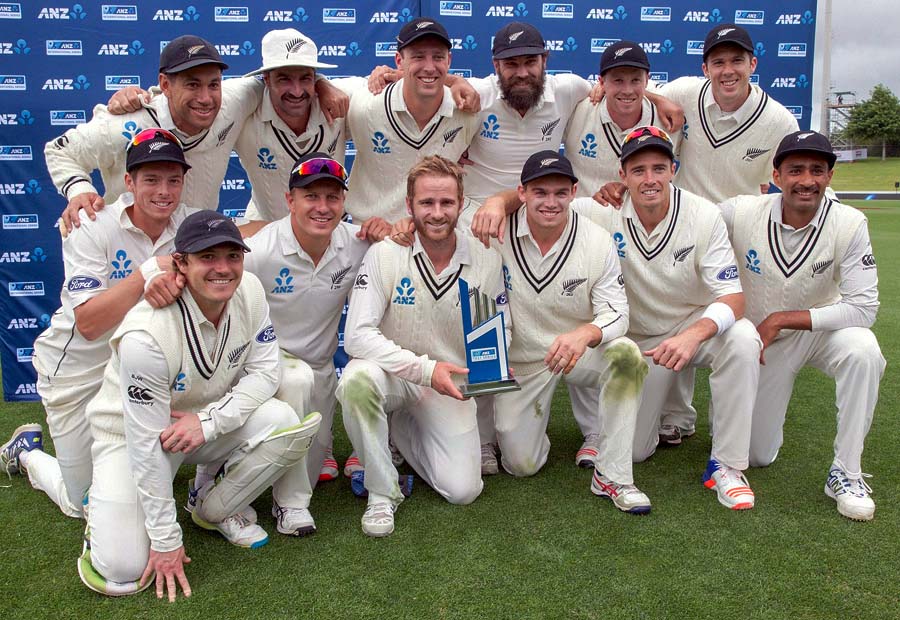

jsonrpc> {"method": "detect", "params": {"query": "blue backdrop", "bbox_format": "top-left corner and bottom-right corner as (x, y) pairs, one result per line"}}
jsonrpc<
(0, 0), (817, 401)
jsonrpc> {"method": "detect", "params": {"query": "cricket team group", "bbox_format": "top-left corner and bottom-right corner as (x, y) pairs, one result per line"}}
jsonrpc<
(0, 15), (885, 602)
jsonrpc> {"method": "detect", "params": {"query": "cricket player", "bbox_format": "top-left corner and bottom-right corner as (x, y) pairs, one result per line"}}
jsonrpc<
(563, 42), (678, 198)
(721, 131), (884, 521)
(488, 151), (650, 513)
(570, 127), (761, 509)
(77, 210), (321, 599)
(336, 18), (480, 225)
(0, 130), (196, 517)
(242, 152), (371, 531)
(337, 156), (507, 536)
(45, 35), (258, 229)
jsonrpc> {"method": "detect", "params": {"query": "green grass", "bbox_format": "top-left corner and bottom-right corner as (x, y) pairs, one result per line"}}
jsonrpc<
(1, 202), (898, 619)
(833, 157), (900, 192)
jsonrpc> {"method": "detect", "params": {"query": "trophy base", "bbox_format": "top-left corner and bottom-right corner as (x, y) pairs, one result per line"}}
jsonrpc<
(461, 379), (521, 398)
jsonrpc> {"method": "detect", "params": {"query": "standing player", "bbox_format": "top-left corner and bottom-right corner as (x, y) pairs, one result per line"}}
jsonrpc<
(337, 18), (479, 225)
(564, 42), (677, 199)
(570, 127), (761, 509)
(337, 156), (507, 536)
(721, 131), (884, 521)
(45, 36), (258, 229)
(1, 130), (195, 517)
(242, 152), (372, 532)
(77, 211), (321, 598)
(486, 151), (650, 513)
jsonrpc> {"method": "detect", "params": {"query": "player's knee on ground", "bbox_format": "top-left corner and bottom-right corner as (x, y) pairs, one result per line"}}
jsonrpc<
(632, 434), (657, 463)
(278, 355), (315, 413)
(91, 536), (147, 584)
(498, 440), (545, 477)
(748, 439), (780, 468)
(432, 468), (483, 505)
(337, 361), (386, 427)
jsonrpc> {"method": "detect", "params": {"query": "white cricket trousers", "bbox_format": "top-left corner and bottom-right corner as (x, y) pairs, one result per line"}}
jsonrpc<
(337, 359), (482, 507)
(270, 350), (337, 508)
(630, 316), (762, 468)
(493, 337), (647, 484)
(87, 398), (299, 584)
(749, 326), (885, 476)
(26, 372), (102, 518)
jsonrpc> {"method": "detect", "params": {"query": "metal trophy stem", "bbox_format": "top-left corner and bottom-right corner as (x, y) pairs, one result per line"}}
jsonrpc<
(458, 278), (520, 398)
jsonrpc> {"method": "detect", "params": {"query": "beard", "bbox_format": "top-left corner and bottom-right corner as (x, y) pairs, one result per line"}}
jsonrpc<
(499, 71), (546, 113)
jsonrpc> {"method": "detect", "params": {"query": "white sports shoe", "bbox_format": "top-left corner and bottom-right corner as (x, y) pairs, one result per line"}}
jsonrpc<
(702, 459), (755, 510)
(481, 443), (499, 476)
(825, 467), (875, 521)
(590, 470), (652, 515)
(272, 502), (316, 537)
(192, 509), (269, 548)
(575, 433), (600, 468)
(361, 502), (395, 537)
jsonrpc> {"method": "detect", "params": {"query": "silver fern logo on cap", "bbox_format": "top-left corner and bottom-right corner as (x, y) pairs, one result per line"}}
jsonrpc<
(285, 38), (307, 54)
(540, 158), (559, 167)
(716, 28), (736, 38)
(416, 21), (434, 29)
(615, 47), (633, 57)
(148, 141), (169, 152)
(187, 45), (205, 56)
(509, 30), (524, 42)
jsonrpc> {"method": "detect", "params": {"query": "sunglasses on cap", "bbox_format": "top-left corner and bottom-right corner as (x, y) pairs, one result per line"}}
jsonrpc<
(623, 125), (673, 146)
(127, 128), (183, 152)
(291, 157), (349, 182)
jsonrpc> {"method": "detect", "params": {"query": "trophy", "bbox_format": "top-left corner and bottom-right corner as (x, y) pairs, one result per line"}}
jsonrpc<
(458, 278), (520, 397)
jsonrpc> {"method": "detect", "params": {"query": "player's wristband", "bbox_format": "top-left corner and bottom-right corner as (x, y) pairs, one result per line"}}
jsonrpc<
(139, 257), (165, 293)
(702, 302), (736, 335)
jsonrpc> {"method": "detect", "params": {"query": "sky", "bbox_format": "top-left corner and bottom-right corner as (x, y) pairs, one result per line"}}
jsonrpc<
(826, 1), (900, 99)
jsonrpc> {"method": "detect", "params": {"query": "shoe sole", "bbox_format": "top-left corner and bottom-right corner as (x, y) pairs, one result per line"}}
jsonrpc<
(703, 478), (755, 510)
(276, 524), (317, 537)
(824, 484), (874, 521)
(575, 458), (595, 468)
(362, 522), (394, 537)
(191, 510), (269, 548)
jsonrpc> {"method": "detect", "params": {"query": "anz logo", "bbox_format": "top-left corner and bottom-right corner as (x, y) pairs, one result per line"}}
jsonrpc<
(542, 3), (573, 19)
(272, 267), (295, 294)
(370, 8), (413, 22)
(257, 147), (276, 170)
(153, 6), (201, 21)
(486, 3), (528, 17)
(110, 249), (132, 279)
(38, 5), (88, 20)
(613, 232), (626, 258)
(372, 131), (391, 154)
(770, 74), (809, 89)
(545, 37), (577, 52)
(481, 114), (500, 140)
(392, 277), (416, 305)
(221, 179), (246, 190)
(578, 133), (597, 159)
(683, 8), (723, 22)
(586, 5), (627, 19)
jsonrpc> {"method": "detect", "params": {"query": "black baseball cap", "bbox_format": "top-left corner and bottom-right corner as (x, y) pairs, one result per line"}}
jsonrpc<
(174, 210), (250, 254)
(619, 126), (675, 164)
(160, 35), (229, 74)
(396, 17), (451, 51)
(288, 152), (349, 190)
(520, 150), (578, 185)
(702, 23), (754, 60)
(600, 41), (651, 75)
(773, 131), (837, 170)
(125, 128), (191, 173)
(492, 22), (546, 60)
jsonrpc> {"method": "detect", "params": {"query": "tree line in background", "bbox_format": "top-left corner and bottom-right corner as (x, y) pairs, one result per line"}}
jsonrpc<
(841, 84), (900, 160)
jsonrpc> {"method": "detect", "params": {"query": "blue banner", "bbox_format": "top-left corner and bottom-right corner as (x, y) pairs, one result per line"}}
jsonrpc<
(0, 0), (816, 401)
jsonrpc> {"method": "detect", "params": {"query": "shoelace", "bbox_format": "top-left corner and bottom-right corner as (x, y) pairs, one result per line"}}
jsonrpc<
(481, 443), (496, 458)
(364, 503), (393, 523)
(583, 433), (600, 446)
(717, 463), (750, 487)
(224, 512), (253, 528)
(841, 472), (873, 497)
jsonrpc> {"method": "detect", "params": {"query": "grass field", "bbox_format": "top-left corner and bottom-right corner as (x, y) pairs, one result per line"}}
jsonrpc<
(1, 201), (898, 620)
(833, 157), (900, 192)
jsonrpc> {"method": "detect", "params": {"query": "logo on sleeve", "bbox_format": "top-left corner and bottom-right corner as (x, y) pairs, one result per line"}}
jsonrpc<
(256, 324), (277, 343)
(561, 278), (587, 296)
(67, 276), (101, 291)
(392, 277), (415, 305)
(127, 384), (154, 404)
(354, 273), (368, 289)
(717, 265), (739, 281)
(496, 292), (508, 305)
(744, 250), (761, 274)
(672, 245), (695, 265)
(861, 254), (876, 269)
(617, 273), (625, 286)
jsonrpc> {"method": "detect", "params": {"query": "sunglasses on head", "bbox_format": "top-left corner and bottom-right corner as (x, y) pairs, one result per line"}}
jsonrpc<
(623, 125), (672, 146)
(127, 128), (182, 152)
(291, 157), (348, 181)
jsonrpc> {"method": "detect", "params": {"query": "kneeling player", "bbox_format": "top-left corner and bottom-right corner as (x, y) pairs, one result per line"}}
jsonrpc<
(487, 152), (651, 514)
(722, 131), (885, 521)
(337, 156), (506, 537)
(78, 211), (321, 599)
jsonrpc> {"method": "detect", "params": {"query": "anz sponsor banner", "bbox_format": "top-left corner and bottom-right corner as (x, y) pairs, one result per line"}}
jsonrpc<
(0, 0), (815, 400)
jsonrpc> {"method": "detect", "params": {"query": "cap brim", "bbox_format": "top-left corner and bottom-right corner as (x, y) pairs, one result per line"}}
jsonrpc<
(398, 32), (451, 50)
(620, 142), (674, 164)
(289, 173), (349, 190)
(774, 148), (837, 170)
(163, 58), (229, 74)
(244, 58), (338, 77)
(601, 60), (651, 75)
(493, 45), (548, 60)
(179, 234), (250, 254)
(703, 40), (754, 59)
(520, 170), (578, 185)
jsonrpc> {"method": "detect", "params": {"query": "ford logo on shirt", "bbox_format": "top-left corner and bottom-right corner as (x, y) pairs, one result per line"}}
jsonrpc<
(67, 276), (101, 291)
(256, 324), (277, 343)
(717, 265), (739, 281)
